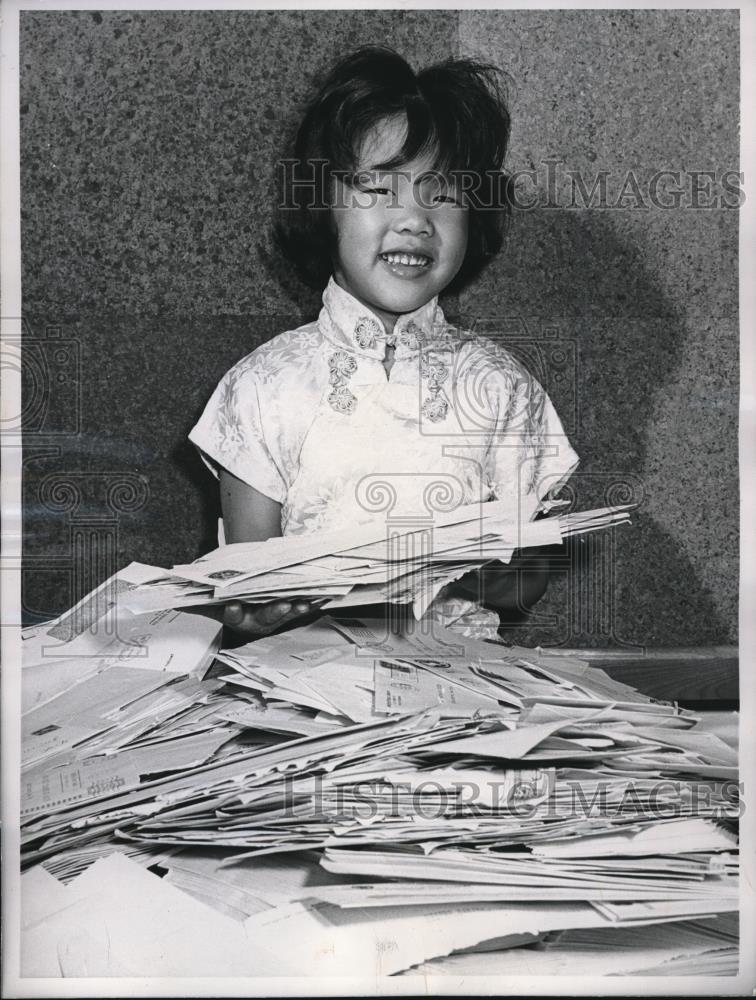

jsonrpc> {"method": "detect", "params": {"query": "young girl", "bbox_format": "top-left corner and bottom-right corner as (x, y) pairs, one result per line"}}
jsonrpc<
(190, 46), (578, 639)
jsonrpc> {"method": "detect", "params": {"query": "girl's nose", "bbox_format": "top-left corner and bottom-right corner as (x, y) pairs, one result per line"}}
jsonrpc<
(394, 199), (434, 237)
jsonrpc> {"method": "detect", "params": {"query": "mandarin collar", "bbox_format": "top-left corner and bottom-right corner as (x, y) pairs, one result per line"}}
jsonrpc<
(318, 276), (444, 361)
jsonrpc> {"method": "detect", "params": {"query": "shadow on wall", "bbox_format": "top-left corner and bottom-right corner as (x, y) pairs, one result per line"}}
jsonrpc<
(466, 206), (732, 647)
(173, 436), (224, 557)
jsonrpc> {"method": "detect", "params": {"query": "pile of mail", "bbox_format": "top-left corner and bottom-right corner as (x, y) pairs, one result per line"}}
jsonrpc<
(403, 913), (740, 977)
(119, 501), (635, 619)
(20, 561), (739, 978)
(21, 853), (739, 978)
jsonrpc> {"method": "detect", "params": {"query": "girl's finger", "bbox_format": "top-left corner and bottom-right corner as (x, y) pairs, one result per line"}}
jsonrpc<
(257, 601), (292, 626)
(275, 602), (312, 624)
(224, 600), (289, 635)
(224, 599), (318, 638)
(223, 601), (245, 627)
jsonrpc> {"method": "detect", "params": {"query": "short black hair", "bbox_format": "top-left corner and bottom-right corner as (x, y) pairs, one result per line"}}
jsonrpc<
(274, 46), (513, 291)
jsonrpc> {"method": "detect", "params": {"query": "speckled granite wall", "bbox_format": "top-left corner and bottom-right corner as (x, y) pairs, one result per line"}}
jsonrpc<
(20, 9), (458, 622)
(457, 9), (739, 647)
(21, 9), (738, 647)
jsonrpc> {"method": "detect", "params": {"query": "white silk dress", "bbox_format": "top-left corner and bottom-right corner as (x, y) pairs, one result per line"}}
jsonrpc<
(190, 277), (579, 636)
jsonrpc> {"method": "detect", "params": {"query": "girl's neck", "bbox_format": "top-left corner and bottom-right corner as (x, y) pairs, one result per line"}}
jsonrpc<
(374, 311), (398, 337)
(332, 276), (401, 336)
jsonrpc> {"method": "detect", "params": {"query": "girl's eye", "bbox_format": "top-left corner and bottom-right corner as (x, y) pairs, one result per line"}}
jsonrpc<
(367, 186), (392, 196)
(434, 194), (461, 206)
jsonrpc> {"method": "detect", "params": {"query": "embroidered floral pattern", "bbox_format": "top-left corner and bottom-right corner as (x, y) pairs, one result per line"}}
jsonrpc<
(384, 322), (423, 351)
(401, 320), (422, 351)
(353, 317), (424, 354)
(328, 384), (357, 414)
(420, 353), (450, 423)
(421, 396), (449, 422)
(328, 350), (358, 413)
(329, 350), (358, 377)
(354, 317), (382, 350)
(421, 357), (449, 386)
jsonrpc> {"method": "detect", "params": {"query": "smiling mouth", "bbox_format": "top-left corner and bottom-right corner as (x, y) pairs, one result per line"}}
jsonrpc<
(380, 252), (432, 268)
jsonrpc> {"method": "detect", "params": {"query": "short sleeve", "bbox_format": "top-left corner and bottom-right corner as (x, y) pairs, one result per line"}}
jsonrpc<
(188, 363), (287, 503)
(475, 340), (579, 507)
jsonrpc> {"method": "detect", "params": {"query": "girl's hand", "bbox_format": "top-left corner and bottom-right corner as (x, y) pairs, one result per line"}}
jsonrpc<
(448, 546), (558, 617)
(222, 599), (317, 639)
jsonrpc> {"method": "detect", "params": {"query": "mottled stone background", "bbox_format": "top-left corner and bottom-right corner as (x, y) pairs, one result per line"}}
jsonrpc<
(21, 9), (739, 647)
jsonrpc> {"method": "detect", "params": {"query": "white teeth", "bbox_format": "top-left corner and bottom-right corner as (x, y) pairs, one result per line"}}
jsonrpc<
(382, 252), (430, 267)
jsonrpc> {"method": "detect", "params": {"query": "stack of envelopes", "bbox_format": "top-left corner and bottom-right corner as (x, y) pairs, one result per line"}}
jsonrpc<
(20, 568), (739, 977)
(118, 501), (636, 618)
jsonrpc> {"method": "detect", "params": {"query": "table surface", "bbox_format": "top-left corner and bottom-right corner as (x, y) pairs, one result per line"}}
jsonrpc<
(574, 646), (739, 705)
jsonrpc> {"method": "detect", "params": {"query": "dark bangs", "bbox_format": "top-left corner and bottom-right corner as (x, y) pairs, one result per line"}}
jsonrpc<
(275, 46), (512, 290)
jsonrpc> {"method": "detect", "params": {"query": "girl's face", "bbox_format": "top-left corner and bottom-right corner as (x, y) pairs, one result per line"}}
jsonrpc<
(331, 116), (469, 332)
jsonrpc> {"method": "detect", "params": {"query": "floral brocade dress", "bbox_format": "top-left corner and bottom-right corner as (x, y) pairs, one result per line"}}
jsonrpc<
(190, 277), (579, 637)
